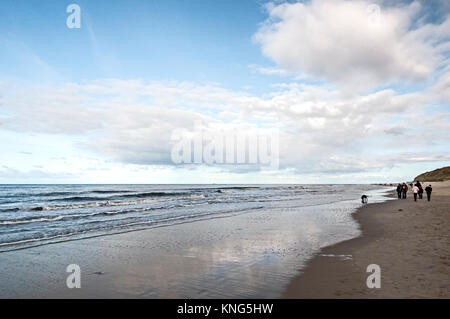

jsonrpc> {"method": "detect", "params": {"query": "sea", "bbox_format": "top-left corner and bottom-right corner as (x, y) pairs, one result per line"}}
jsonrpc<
(0, 184), (391, 254)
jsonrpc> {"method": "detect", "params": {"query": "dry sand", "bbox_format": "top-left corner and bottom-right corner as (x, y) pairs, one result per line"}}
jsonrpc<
(283, 181), (450, 298)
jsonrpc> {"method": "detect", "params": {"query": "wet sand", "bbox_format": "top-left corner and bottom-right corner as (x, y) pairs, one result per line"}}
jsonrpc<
(283, 181), (450, 298)
(0, 195), (370, 298)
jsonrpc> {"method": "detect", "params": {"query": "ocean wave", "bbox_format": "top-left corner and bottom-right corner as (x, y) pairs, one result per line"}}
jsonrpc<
(46, 194), (203, 210)
(0, 216), (64, 225)
(89, 190), (134, 194)
(0, 231), (87, 248)
(2, 193), (262, 215)
(0, 205), (265, 251)
(218, 186), (259, 190)
(217, 190), (232, 193)
(0, 198), (212, 226)
(0, 189), (136, 199)
(0, 210), (123, 226)
(0, 207), (21, 213)
(51, 191), (192, 202)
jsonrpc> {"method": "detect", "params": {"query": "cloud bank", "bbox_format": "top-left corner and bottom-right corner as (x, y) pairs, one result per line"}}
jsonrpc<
(254, 0), (450, 91)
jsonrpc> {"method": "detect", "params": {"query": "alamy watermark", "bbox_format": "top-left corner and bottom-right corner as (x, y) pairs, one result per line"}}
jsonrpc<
(66, 264), (81, 289)
(66, 4), (81, 29)
(170, 124), (279, 170)
(366, 3), (381, 26)
(366, 264), (381, 288)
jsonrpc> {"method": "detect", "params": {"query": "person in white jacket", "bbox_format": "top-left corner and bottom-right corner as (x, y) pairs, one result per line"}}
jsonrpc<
(413, 185), (419, 202)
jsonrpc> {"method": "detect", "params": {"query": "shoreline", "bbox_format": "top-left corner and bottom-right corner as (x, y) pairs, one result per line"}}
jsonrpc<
(2, 186), (374, 299)
(283, 181), (450, 298)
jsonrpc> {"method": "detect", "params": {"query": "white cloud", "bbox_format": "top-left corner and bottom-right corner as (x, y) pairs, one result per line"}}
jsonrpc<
(432, 68), (450, 103)
(254, 0), (450, 92)
(248, 64), (290, 76)
(1, 76), (449, 178)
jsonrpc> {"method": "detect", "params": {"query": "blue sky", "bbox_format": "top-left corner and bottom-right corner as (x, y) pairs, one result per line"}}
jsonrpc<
(0, 0), (270, 90)
(1, 0), (449, 183)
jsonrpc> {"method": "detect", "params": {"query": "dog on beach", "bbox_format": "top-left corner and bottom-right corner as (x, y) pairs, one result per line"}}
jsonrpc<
(361, 195), (368, 204)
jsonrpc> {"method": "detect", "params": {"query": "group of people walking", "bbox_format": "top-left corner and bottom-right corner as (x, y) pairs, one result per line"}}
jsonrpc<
(396, 182), (432, 201)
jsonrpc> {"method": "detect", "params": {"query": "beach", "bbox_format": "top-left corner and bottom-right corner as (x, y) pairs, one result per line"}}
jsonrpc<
(0, 184), (388, 298)
(284, 181), (450, 298)
(0, 182), (447, 298)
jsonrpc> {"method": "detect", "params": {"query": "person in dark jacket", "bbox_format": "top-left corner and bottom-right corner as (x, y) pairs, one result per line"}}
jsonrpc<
(425, 185), (432, 201)
(396, 183), (402, 199)
(402, 183), (408, 199)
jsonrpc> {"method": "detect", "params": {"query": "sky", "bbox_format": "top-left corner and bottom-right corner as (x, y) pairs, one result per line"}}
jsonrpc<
(0, 0), (449, 184)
